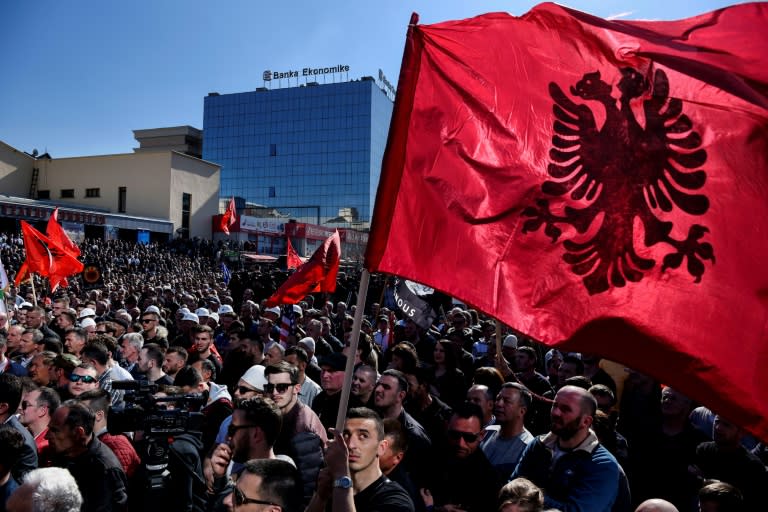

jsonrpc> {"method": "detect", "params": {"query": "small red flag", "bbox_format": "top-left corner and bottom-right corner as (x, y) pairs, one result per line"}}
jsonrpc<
(13, 262), (30, 287)
(47, 208), (81, 257)
(366, 4), (768, 439)
(219, 197), (237, 235)
(266, 231), (341, 306)
(286, 237), (303, 270)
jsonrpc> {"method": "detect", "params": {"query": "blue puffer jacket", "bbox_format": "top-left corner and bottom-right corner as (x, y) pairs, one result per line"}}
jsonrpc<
(511, 431), (619, 512)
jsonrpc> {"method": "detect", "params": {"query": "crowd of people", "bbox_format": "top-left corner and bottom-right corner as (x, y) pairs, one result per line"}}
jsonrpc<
(0, 237), (766, 512)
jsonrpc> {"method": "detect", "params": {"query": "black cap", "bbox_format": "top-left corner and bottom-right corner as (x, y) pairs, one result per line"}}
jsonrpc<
(319, 352), (347, 372)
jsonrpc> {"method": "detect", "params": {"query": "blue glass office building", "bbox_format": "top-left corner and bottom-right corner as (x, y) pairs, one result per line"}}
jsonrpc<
(202, 77), (393, 230)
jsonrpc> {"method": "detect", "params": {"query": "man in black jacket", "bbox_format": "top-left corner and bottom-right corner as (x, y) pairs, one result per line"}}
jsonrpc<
(0, 373), (37, 481)
(47, 401), (128, 512)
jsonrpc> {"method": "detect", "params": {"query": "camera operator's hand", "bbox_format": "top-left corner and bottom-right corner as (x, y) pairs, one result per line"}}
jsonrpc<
(210, 443), (232, 480)
(203, 456), (215, 493)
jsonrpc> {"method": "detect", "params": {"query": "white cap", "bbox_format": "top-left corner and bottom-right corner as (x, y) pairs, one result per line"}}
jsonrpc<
(292, 304), (303, 316)
(265, 306), (281, 317)
(80, 318), (96, 328)
(503, 335), (518, 349)
(181, 311), (199, 323)
(240, 365), (267, 391)
(78, 308), (96, 319)
(298, 337), (315, 353)
(144, 305), (161, 315)
(208, 312), (219, 323)
(218, 304), (235, 315)
(195, 308), (210, 318)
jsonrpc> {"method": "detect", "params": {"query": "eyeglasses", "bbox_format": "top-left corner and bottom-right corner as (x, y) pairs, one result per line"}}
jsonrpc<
(69, 374), (97, 383)
(447, 429), (483, 443)
(264, 383), (292, 394)
(140, 318), (154, 324)
(21, 400), (38, 410)
(236, 385), (261, 395)
(232, 486), (281, 508)
(227, 424), (258, 437)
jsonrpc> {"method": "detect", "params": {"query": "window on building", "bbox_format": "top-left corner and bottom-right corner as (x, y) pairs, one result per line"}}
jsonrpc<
(118, 187), (127, 213)
(268, 186), (276, 198)
(37, 190), (50, 200)
(181, 193), (191, 240)
(85, 188), (100, 198)
(270, 143), (277, 156)
(60, 189), (74, 198)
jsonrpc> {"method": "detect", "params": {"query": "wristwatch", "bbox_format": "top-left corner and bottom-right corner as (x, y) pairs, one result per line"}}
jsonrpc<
(333, 476), (353, 489)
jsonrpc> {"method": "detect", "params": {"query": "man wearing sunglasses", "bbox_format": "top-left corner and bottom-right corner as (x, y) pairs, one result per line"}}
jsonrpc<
(209, 397), (286, 507)
(222, 458), (302, 512)
(420, 402), (501, 512)
(265, 362), (327, 507)
(67, 364), (100, 398)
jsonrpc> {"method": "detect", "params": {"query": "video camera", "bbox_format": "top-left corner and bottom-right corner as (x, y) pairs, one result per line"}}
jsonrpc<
(108, 380), (206, 436)
(109, 380), (208, 510)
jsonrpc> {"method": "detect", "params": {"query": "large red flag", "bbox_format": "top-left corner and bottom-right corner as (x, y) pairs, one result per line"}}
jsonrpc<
(286, 237), (303, 270)
(219, 197), (237, 235)
(20, 222), (54, 277)
(47, 208), (81, 257)
(266, 231), (341, 306)
(366, 4), (768, 439)
(19, 221), (84, 291)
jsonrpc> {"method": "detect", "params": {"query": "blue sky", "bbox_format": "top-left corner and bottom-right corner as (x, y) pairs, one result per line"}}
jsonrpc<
(0, 0), (740, 158)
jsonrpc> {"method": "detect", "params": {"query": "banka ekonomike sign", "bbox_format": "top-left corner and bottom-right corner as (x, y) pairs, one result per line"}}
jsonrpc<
(263, 64), (350, 81)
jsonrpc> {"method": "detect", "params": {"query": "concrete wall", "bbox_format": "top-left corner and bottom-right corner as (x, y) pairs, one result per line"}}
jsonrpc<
(0, 142), (34, 197)
(170, 152), (220, 239)
(38, 152), (173, 218)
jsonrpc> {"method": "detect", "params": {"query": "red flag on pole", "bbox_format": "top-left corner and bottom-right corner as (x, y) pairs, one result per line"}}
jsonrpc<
(286, 237), (303, 270)
(19, 221), (84, 292)
(366, 4), (768, 439)
(47, 208), (81, 257)
(266, 231), (341, 306)
(19, 222), (54, 277)
(219, 197), (237, 235)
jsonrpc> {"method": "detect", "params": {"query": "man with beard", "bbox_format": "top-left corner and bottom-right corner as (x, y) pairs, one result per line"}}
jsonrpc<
(511, 385), (620, 512)
(420, 402), (500, 512)
(217, 330), (264, 391)
(209, 396), (283, 491)
(265, 361), (327, 507)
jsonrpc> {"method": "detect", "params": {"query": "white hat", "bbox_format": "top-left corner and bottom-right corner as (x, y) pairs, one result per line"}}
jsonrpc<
(292, 304), (303, 316)
(78, 308), (96, 319)
(80, 318), (96, 328)
(18, 302), (34, 310)
(218, 304), (235, 315)
(265, 306), (281, 317)
(208, 312), (219, 323)
(503, 335), (518, 349)
(240, 365), (267, 391)
(181, 311), (199, 323)
(298, 337), (315, 353)
(144, 305), (161, 315)
(195, 308), (210, 318)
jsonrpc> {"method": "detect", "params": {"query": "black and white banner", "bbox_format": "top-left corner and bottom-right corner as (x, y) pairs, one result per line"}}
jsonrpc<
(392, 278), (438, 330)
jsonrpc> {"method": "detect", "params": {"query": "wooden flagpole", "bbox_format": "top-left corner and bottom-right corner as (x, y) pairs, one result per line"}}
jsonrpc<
(335, 268), (370, 432)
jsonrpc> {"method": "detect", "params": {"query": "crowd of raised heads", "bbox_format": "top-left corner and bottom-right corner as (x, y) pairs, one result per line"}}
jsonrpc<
(0, 237), (765, 512)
